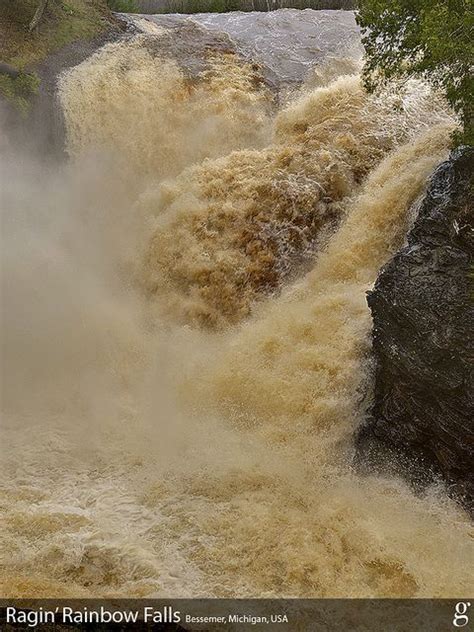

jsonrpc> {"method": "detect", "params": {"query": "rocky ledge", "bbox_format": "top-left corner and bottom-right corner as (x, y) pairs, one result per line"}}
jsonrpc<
(357, 147), (473, 512)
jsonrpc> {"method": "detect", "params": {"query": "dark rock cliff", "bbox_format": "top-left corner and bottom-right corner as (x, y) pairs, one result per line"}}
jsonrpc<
(357, 147), (474, 512)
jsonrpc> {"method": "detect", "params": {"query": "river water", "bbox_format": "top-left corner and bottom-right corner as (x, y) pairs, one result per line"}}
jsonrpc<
(0, 10), (472, 599)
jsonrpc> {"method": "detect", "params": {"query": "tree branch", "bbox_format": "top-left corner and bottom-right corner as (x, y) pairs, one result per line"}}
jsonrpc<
(29, 0), (50, 32)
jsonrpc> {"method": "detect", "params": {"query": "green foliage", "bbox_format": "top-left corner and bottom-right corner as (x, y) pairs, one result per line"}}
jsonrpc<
(356, 0), (473, 145)
(0, 1), (108, 70)
(0, 72), (40, 115)
(107, 0), (139, 11)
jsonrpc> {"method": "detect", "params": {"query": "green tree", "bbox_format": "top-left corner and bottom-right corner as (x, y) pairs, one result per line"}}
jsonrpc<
(356, 0), (473, 145)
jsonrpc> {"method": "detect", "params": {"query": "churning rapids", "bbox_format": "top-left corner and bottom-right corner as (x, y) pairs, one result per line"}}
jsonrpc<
(1, 10), (472, 599)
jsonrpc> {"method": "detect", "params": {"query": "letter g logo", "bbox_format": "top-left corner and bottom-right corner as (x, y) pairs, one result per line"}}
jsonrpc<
(453, 602), (471, 628)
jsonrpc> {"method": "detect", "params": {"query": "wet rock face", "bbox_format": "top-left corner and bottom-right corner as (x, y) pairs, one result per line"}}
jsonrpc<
(142, 20), (238, 79)
(358, 147), (474, 511)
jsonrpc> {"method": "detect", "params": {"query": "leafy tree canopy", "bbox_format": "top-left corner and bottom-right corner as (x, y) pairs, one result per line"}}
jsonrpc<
(356, 0), (473, 145)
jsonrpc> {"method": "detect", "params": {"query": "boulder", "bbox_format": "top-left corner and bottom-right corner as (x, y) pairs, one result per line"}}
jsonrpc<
(357, 147), (474, 512)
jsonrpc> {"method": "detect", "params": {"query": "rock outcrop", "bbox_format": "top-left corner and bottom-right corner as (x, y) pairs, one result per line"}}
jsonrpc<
(357, 147), (474, 511)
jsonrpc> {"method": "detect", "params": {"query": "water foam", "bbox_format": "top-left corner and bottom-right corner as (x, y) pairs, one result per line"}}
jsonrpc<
(1, 34), (472, 600)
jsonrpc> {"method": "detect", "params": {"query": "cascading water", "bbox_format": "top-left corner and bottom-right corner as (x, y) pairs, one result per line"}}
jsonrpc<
(0, 11), (472, 600)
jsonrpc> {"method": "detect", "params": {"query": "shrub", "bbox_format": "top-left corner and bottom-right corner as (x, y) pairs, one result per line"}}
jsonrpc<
(0, 72), (40, 115)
